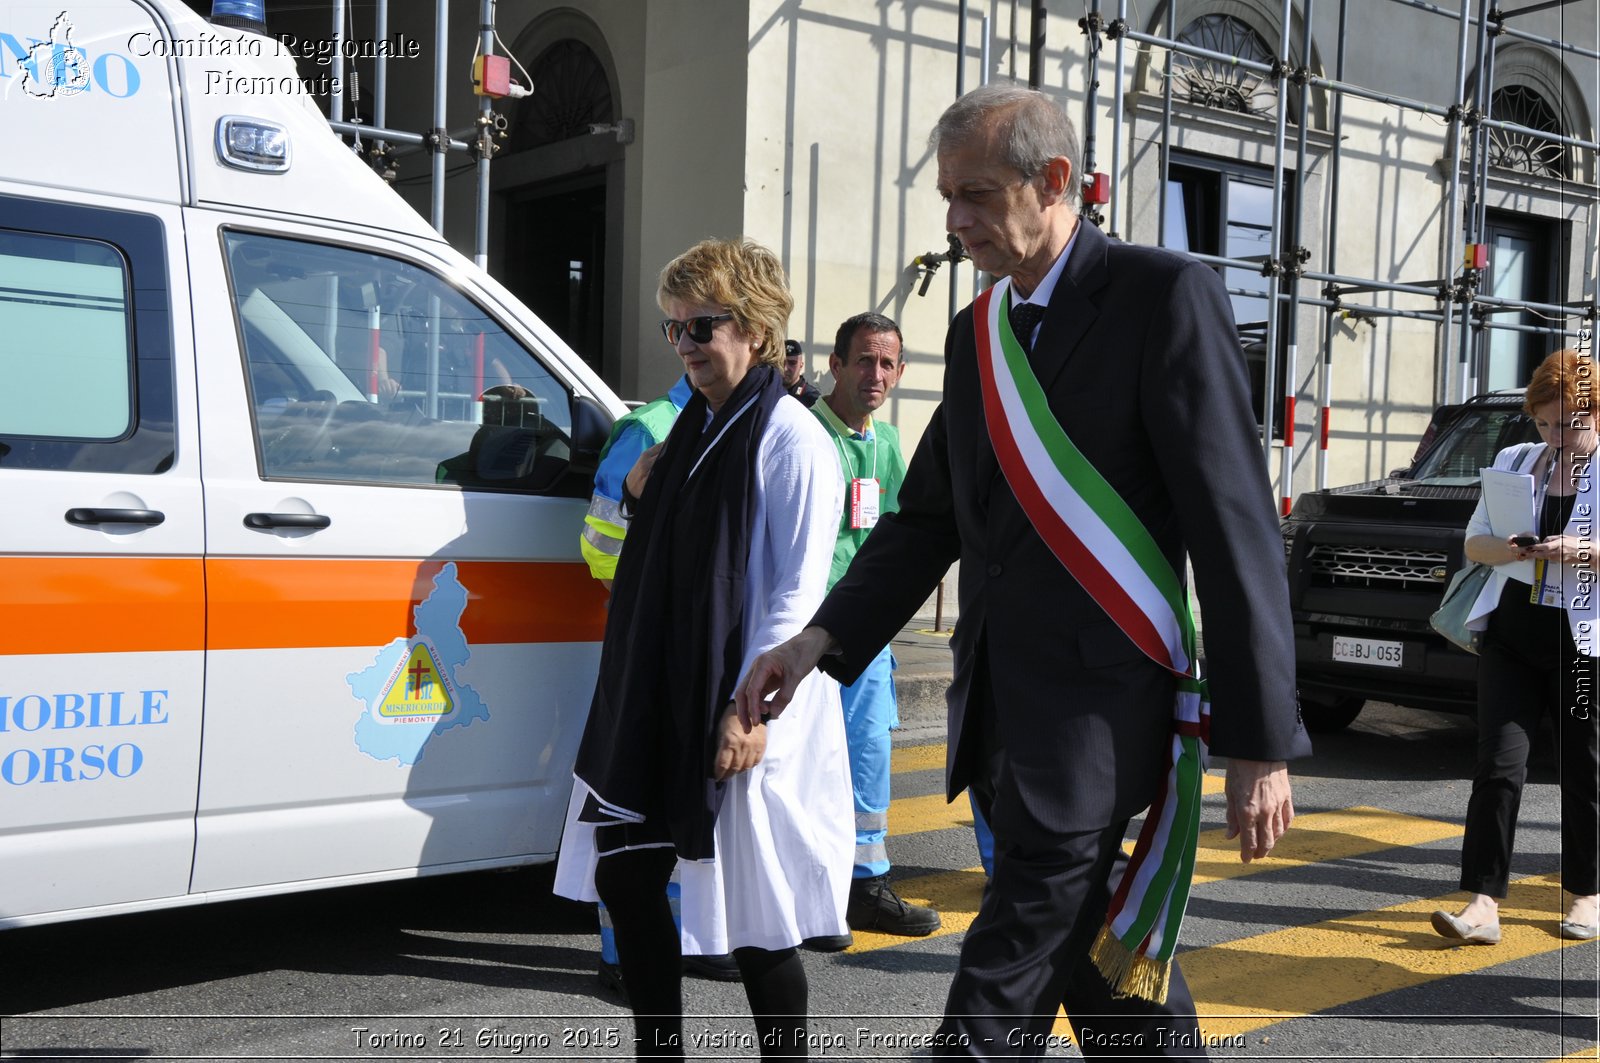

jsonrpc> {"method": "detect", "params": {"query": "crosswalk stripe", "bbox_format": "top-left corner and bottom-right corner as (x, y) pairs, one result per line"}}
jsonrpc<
(891, 743), (946, 775)
(857, 805), (1462, 954)
(876, 741), (1595, 1052)
(1190, 805), (1462, 885)
(1175, 872), (1594, 1040)
(888, 766), (1225, 837)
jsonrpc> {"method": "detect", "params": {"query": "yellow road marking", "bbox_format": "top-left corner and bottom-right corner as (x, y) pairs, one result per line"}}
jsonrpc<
(1547, 1048), (1600, 1061)
(1190, 806), (1462, 885)
(1184, 873), (1594, 1039)
(890, 792), (978, 836)
(858, 806), (1460, 956)
(891, 743), (946, 775)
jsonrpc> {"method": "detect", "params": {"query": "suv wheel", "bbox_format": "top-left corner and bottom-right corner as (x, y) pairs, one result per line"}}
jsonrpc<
(1300, 694), (1365, 733)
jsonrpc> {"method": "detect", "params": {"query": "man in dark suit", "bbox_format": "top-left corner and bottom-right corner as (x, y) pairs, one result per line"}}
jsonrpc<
(738, 84), (1310, 1057)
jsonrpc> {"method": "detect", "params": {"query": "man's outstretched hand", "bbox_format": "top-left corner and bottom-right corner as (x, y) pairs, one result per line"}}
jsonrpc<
(1224, 758), (1294, 862)
(734, 626), (838, 731)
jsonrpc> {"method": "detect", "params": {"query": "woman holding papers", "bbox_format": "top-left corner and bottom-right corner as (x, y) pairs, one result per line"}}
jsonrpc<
(1432, 348), (1599, 945)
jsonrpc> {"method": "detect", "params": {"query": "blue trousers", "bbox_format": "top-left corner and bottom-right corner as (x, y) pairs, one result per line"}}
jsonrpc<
(842, 645), (898, 878)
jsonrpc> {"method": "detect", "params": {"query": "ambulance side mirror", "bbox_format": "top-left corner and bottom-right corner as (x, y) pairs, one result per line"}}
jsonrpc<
(568, 394), (614, 480)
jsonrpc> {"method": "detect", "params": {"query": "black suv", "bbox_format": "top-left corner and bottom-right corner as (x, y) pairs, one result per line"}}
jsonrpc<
(1282, 390), (1538, 731)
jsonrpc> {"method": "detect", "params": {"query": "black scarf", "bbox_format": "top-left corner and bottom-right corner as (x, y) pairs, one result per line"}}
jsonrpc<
(572, 364), (785, 860)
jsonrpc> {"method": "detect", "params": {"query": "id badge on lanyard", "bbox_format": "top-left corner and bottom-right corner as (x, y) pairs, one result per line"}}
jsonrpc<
(850, 478), (880, 529)
(1530, 560), (1564, 608)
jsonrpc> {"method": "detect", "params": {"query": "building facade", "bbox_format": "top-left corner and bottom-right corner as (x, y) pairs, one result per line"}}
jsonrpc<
(264, 0), (1598, 498)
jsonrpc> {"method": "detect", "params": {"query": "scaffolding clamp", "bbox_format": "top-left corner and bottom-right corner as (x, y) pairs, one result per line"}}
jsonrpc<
(1282, 246), (1310, 278)
(361, 139), (398, 183)
(471, 111), (508, 163)
(424, 127), (451, 155)
(1268, 57), (1291, 83)
(1105, 17), (1129, 40)
(912, 234), (970, 297)
(1078, 11), (1105, 37)
(1288, 65), (1311, 88)
(1450, 271), (1481, 306)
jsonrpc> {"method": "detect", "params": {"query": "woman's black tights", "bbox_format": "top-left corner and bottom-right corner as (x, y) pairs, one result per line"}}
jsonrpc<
(594, 847), (682, 1057)
(593, 846), (810, 1060)
(734, 944), (808, 1059)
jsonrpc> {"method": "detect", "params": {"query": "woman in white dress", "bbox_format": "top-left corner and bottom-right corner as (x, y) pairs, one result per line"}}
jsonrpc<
(555, 238), (852, 1059)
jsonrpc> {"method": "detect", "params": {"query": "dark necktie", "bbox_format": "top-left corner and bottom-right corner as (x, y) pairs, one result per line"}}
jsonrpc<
(1009, 300), (1046, 353)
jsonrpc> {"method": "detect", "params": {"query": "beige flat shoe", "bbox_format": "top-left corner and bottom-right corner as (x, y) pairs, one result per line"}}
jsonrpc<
(1559, 918), (1599, 941)
(1431, 909), (1501, 945)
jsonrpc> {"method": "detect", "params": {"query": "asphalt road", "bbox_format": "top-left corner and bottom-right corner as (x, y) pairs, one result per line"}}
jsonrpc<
(2, 700), (1596, 1061)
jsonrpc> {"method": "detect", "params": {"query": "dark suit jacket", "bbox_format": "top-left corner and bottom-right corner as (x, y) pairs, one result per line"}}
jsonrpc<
(813, 221), (1311, 832)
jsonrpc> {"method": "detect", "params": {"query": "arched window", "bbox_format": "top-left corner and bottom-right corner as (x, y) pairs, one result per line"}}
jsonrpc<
(506, 39), (613, 152)
(1487, 85), (1567, 179)
(1173, 14), (1278, 117)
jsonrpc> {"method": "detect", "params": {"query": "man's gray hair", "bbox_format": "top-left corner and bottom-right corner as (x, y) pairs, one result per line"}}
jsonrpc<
(931, 84), (1083, 210)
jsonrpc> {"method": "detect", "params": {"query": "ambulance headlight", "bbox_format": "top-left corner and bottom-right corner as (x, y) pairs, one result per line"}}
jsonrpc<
(217, 117), (291, 172)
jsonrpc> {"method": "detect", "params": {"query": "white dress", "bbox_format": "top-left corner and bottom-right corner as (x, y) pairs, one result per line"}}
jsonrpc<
(554, 397), (854, 954)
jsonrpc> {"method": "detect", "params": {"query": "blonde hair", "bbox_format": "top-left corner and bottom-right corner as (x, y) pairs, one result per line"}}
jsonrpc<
(1525, 348), (1596, 417)
(657, 238), (793, 368)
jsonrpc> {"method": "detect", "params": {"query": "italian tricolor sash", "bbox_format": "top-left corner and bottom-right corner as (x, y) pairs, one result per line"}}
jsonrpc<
(974, 277), (1210, 1004)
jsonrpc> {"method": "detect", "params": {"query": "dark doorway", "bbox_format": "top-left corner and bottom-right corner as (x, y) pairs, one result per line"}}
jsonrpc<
(501, 174), (607, 374)
(1481, 210), (1558, 393)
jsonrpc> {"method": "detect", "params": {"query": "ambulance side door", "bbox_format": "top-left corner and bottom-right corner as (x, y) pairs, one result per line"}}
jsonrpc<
(0, 195), (206, 925)
(186, 218), (607, 893)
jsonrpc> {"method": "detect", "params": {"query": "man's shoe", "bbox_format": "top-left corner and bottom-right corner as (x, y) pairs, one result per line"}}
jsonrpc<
(682, 952), (743, 981)
(802, 932), (853, 952)
(846, 875), (941, 936)
(597, 959), (627, 1002)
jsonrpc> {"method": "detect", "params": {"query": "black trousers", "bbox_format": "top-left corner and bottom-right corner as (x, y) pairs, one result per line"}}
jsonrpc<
(1460, 629), (1600, 898)
(936, 694), (1206, 1060)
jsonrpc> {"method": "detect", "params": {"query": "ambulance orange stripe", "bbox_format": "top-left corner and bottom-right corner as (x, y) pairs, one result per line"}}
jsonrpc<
(0, 557), (205, 655)
(1, 557), (606, 656)
(206, 558), (608, 649)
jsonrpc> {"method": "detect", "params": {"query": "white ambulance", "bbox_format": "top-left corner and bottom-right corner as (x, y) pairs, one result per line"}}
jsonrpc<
(0, 0), (622, 927)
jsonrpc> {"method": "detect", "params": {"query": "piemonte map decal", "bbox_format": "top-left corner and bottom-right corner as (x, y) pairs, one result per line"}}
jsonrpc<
(346, 563), (489, 766)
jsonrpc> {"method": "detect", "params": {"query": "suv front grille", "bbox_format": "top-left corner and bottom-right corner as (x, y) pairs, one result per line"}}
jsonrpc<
(1308, 544), (1449, 591)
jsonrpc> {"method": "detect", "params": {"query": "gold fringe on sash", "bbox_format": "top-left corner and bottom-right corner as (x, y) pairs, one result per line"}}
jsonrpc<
(1089, 925), (1173, 1004)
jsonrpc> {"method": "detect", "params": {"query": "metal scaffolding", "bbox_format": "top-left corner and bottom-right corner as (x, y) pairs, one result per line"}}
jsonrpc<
(924, 0), (1597, 509)
(313, 0), (506, 270)
(300, 0), (1596, 509)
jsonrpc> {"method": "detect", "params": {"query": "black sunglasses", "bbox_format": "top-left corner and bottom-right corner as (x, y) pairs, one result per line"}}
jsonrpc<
(660, 313), (735, 346)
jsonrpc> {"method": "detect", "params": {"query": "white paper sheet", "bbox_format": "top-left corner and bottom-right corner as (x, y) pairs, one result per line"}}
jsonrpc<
(1480, 467), (1537, 585)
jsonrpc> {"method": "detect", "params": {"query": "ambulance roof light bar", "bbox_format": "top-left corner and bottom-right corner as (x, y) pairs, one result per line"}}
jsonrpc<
(210, 0), (269, 35)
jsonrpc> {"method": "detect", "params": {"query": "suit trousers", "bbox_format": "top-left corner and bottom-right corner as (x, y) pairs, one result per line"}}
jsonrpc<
(1460, 628), (1599, 898)
(934, 680), (1206, 1060)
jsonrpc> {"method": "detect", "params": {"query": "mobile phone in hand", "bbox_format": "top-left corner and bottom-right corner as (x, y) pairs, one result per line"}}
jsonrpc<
(1511, 534), (1539, 548)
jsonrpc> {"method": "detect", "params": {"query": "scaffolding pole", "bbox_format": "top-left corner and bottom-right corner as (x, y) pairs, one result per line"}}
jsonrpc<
(1108, 0), (1127, 238)
(474, 0), (495, 269)
(1262, 0), (1292, 478)
(1440, 0), (1473, 406)
(1315, 0), (1349, 488)
(1380, 0), (1600, 60)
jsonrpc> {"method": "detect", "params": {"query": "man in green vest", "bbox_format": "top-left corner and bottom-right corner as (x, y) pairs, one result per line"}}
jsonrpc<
(809, 312), (941, 945)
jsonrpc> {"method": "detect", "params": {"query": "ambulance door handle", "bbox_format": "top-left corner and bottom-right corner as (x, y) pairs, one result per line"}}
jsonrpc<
(244, 512), (332, 530)
(66, 507), (166, 527)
